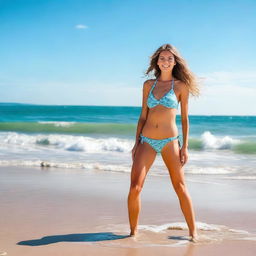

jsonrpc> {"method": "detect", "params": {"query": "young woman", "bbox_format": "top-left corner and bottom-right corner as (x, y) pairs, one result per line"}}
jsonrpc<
(127, 44), (200, 242)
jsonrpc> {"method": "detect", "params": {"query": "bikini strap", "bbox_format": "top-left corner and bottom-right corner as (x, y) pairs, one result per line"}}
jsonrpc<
(150, 78), (158, 93)
(171, 79), (175, 90)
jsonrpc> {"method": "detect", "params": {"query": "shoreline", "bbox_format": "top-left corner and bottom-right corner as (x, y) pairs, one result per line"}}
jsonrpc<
(1, 166), (255, 255)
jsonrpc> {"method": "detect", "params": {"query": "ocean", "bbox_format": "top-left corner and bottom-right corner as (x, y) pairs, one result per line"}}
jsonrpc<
(0, 103), (255, 179)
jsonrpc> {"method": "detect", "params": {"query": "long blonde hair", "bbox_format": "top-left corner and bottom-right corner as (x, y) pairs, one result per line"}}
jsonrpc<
(145, 44), (200, 97)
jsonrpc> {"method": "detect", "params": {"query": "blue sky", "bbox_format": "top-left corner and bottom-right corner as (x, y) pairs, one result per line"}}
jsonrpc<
(0, 0), (256, 115)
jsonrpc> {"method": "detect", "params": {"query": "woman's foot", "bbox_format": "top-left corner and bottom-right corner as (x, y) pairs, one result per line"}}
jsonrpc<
(189, 232), (199, 243)
(129, 229), (138, 237)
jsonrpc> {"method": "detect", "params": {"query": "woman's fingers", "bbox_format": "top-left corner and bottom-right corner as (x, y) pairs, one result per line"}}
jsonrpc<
(180, 150), (184, 164)
(132, 148), (136, 161)
(180, 150), (188, 166)
(182, 154), (188, 165)
(181, 154), (185, 165)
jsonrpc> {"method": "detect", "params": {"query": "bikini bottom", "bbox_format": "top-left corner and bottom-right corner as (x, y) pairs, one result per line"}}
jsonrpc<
(139, 133), (180, 154)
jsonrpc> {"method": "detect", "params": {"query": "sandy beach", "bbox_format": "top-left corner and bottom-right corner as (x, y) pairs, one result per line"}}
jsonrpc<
(1, 0), (256, 255)
(0, 165), (256, 256)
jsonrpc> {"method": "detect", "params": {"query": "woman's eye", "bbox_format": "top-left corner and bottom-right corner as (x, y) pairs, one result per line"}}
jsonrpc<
(160, 58), (173, 61)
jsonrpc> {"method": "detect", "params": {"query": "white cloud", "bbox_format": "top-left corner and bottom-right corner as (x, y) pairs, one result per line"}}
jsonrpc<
(189, 71), (256, 115)
(75, 24), (88, 29)
(199, 70), (256, 87)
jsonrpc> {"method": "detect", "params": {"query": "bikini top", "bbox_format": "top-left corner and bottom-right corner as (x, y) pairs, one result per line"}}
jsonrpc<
(147, 78), (179, 109)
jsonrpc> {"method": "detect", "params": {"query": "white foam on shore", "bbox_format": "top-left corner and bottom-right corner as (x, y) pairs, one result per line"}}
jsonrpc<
(186, 166), (232, 175)
(0, 160), (131, 173)
(238, 237), (256, 241)
(139, 221), (226, 233)
(185, 178), (225, 185)
(222, 176), (256, 180)
(228, 229), (250, 234)
(148, 240), (190, 247)
(94, 221), (256, 248)
(0, 159), (237, 176)
(1, 160), (255, 182)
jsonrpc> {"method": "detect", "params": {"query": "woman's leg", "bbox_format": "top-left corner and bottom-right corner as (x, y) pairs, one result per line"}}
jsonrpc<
(128, 140), (157, 236)
(161, 139), (198, 239)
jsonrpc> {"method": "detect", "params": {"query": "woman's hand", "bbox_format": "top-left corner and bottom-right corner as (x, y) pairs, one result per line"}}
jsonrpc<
(179, 146), (188, 166)
(131, 143), (139, 162)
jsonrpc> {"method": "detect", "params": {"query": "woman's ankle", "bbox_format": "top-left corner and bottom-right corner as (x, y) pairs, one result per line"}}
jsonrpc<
(189, 230), (198, 237)
(130, 229), (138, 236)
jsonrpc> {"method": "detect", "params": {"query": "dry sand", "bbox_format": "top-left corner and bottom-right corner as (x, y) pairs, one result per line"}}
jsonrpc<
(0, 166), (255, 255)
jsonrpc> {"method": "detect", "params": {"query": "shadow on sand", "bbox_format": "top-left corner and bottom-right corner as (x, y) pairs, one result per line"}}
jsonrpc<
(17, 232), (130, 246)
(168, 236), (191, 241)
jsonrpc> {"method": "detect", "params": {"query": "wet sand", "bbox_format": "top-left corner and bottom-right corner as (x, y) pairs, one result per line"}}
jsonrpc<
(0, 166), (255, 255)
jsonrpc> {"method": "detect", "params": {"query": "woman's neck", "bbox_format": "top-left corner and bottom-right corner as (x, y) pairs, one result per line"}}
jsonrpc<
(158, 73), (173, 82)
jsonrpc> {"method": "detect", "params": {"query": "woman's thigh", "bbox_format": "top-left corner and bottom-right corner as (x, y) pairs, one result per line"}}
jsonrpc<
(130, 141), (157, 187)
(161, 139), (185, 186)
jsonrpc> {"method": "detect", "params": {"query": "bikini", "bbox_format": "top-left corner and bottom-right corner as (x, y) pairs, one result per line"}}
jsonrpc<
(139, 78), (181, 154)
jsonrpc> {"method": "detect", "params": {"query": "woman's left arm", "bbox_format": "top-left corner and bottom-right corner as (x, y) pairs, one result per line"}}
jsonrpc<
(179, 82), (189, 166)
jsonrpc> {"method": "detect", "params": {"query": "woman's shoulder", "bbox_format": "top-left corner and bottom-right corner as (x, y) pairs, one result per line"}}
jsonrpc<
(174, 79), (189, 94)
(143, 79), (156, 89)
(174, 79), (186, 88)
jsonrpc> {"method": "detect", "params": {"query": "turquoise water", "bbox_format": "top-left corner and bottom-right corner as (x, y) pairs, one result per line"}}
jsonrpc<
(1, 103), (256, 151)
(0, 103), (255, 178)
(1, 103), (256, 136)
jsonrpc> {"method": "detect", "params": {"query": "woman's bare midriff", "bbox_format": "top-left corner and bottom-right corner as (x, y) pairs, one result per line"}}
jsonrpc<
(141, 106), (179, 139)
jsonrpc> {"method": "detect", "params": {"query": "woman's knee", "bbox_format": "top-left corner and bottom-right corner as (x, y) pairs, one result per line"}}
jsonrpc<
(173, 181), (187, 196)
(129, 183), (143, 196)
(131, 161), (148, 181)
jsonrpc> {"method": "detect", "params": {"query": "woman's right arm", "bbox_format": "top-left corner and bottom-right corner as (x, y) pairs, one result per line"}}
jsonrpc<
(133, 80), (151, 147)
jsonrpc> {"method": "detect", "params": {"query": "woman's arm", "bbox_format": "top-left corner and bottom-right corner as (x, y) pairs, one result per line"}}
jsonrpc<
(134, 80), (150, 145)
(180, 82), (189, 147)
(179, 82), (189, 165)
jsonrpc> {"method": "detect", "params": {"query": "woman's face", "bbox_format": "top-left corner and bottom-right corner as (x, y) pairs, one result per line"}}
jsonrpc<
(157, 50), (176, 73)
